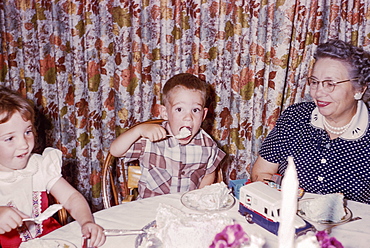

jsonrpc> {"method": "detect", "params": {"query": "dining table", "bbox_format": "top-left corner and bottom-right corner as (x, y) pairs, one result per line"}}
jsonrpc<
(41, 192), (370, 248)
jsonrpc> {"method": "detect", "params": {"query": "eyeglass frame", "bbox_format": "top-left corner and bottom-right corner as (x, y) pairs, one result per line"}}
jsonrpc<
(307, 77), (359, 93)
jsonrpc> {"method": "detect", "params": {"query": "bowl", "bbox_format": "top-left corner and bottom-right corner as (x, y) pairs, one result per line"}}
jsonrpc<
(180, 191), (236, 212)
(297, 199), (353, 231)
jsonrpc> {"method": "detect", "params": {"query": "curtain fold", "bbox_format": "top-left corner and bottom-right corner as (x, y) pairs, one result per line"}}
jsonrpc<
(1, 0), (369, 210)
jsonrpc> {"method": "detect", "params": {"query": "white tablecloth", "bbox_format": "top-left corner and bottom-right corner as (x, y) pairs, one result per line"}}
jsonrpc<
(42, 193), (370, 248)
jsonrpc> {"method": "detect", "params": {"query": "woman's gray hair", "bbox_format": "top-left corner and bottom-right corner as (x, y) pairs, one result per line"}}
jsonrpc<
(314, 39), (370, 102)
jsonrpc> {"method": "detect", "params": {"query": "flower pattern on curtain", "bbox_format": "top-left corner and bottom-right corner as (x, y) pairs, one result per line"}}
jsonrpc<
(1, 0), (369, 210)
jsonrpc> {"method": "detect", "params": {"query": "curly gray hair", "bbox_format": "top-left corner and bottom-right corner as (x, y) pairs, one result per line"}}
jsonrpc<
(314, 39), (370, 102)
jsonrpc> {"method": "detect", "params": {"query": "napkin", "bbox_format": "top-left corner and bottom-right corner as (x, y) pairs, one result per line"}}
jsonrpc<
(278, 156), (298, 248)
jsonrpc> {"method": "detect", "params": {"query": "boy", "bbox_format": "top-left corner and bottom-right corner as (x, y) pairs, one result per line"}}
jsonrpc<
(110, 73), (226, 199)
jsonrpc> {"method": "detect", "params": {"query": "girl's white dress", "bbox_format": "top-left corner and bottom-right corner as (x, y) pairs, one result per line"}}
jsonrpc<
(0, 148), (62, 245)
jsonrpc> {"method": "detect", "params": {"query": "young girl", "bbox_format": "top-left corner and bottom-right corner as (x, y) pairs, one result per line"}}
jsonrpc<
(0, 87), (105, 248)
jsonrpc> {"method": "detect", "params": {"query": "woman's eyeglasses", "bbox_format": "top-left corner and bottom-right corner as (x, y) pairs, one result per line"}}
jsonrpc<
(308, 77), (359, 93)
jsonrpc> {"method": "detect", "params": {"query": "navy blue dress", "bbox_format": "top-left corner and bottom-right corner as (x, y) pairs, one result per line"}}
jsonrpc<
(259, 102), (370, 204)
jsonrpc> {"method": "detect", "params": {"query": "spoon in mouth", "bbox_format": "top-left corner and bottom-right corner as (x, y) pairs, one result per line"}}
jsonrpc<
(172, 127), (191, 139)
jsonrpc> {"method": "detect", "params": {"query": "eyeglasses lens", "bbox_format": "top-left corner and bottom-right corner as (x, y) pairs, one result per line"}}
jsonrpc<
(309, 79), (335, 93)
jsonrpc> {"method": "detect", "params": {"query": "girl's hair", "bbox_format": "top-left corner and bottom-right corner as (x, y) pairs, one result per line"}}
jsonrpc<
(0, 86), (35, 125)
(314, 39), (370, 101)
(161, 73), (209, 106)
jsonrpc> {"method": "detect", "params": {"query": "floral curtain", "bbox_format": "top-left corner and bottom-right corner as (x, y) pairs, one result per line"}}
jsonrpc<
(1, 0), (369, 211)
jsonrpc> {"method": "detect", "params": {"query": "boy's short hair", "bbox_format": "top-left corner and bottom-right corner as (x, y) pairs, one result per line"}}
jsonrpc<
(161, 73), (209, 106)
(0, 86), (35, 124)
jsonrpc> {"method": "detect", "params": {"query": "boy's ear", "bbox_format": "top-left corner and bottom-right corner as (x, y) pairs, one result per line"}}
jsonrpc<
(202, 108), (208, 121)
(159, 105), (169, 120)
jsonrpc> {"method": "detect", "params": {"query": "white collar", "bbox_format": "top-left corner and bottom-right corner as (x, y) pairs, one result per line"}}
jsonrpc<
(311, 100), (369, 140)
(0, 154), (38, 183)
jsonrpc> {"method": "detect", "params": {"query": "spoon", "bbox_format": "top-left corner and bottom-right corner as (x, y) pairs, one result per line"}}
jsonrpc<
(104, 221), (162, 247)
(104, 220), (156, 236)
(103, 229), (145, 236)
(135, 221), (163, 248)
(325, 216), (362, 234)
(23, 204), (63, 224)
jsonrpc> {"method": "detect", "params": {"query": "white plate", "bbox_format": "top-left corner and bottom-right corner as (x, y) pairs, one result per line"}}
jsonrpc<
(297, 199), (352, 225)
(21, 238), (77, 248)
(51, 239), (77, 248)
(180, 191), (236, 212)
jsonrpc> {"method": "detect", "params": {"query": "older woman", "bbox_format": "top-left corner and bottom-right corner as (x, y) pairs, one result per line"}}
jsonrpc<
(251, 39), (370, 204)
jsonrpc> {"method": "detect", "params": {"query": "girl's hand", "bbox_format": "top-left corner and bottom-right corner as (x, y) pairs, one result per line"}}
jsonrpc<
(0, 206), (28, 234)
(81, 222), (106, 247)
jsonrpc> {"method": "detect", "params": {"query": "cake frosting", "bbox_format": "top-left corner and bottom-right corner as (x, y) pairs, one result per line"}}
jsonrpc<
(139, 203), (266, 248)
(295, 230), (344, 248)
(295, 231), (320, 248)
(139, 204), (234, 248)
(175, 127), (191, 139)
(299, 193), (346, 222)
(181, 182), (231, 211)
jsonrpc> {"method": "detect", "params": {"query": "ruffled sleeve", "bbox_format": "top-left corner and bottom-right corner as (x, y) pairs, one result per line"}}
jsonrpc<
(32, 147), (63, 192)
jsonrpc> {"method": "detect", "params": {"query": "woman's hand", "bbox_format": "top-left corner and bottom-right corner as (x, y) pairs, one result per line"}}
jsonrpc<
(0, 206), (28, 234)
(251, 156), (279, 182)
(81, 222), (106, 247)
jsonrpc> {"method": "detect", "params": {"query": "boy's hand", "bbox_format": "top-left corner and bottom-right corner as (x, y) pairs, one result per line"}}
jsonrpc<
(137, 123), (167, 142)
(81, 222), (106, 247)
(0, 206), (28, 234)
(110, 122), (166, 157)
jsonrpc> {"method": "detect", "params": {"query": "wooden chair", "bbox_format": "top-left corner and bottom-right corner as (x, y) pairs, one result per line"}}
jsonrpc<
(102, 151), (224, 209)
(47, 194), (69, 226)
(102, 152), (119, 209)
(56, 204), (68, 226)
(102, 119), (165, 209)
(101, 151), (142, 209)
(122, 164), (141, 203)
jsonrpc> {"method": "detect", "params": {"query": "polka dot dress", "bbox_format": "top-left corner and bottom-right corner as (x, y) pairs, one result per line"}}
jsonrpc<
(259, 102), (370, 204)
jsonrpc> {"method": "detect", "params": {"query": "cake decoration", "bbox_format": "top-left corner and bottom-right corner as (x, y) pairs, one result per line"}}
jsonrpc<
(210, 223), (265, 248)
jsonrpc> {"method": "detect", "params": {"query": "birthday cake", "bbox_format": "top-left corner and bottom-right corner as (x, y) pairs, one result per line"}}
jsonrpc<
(146, 204), (233, 248)
(138, 204), (265, 248)
(295, 230), (344, 248)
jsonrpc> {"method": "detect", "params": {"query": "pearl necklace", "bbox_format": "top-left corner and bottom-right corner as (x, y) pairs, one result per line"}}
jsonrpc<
(323, 116), (355, 135)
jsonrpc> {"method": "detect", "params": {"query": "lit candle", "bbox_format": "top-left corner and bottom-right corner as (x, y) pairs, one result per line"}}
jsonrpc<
(278, 156), (298, 248)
